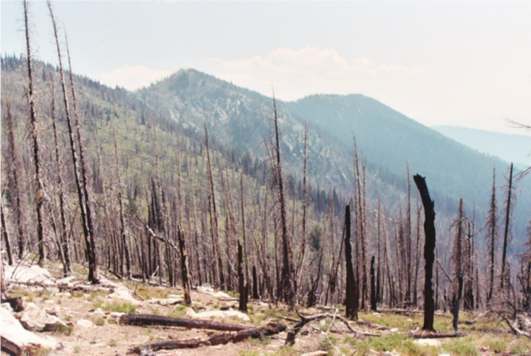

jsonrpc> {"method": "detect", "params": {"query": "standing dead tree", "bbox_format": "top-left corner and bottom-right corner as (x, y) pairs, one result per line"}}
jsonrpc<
(486, 168), (498, 304)
(272, 96), (294, 309)
(344, 204), (358, 320)
(177, 228), (192, 305)
(47, 0), (98, 283)
(500, 163), (514, 291)
(3, 103), (25, 260)
(23, 0), (46, 266)
(450, 199), (465, 333)
(50, 82), (71, 276)
(413, 174), (436, 332)
(204, 125), (224, 289)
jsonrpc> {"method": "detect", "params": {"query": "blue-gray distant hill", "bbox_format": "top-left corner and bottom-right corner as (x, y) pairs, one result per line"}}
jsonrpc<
(434, 125), (531, 169)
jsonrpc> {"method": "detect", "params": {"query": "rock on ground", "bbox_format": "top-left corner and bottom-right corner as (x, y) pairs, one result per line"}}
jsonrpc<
(0, 306), (60, 352)
(4, 264), (56, 286)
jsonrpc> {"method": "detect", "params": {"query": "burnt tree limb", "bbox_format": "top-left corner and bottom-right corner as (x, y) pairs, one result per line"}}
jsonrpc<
(128, 322), (286, 353)
(119, 314), (249, 331)
(413, 174), (436, 332)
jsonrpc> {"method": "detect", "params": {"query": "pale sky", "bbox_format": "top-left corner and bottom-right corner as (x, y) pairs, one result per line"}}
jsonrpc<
(2, 0), (531, 134)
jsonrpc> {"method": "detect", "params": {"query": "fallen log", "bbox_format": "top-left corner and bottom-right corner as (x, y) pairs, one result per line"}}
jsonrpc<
(120, 313), (249, 331)
(128, 321), (286, 353)
(504, 317), (531, 338)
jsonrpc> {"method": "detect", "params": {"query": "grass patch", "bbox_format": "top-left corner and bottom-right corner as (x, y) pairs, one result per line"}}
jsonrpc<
(130, 283), (171, 300)
(344, 333), (439, 356)
(442, 337), (478, 356)
(168, 304), (188, 318)
(93, 299), (136, 314)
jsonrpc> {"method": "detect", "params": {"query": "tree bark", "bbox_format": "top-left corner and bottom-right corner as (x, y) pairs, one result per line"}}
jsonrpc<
(344, 204), (358, 320)
(413, 174), (436, 332)
(24, 0), (46, 266)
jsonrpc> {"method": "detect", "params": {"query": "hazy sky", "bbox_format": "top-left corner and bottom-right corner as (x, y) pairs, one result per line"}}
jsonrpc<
(2, 0), (531, 134)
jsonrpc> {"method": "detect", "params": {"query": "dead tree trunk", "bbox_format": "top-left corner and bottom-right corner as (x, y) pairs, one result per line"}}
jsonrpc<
(272, 96), (294, 309)
(486, 168), (498, 304)
(50, 82), (71, 276)
(3, 103), (24, 260)
(48, 1), (98, 283)
(344, 204), (358, 320)
(24, 0), (46, 266)
(177, 228), (192, 305)
(451, 199), (465, 332)
(204, 125), (224, 289)
(500, 163), (514, 291)
(1, 203), (13, 265)
(370, 256), (377, 311)
(413, 174), (436, 332)
(238, 241), (247, 312)
(112, 128), (131, 279)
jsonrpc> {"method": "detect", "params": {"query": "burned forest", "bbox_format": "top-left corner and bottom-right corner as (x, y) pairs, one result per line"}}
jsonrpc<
(1, 1), (530, 355)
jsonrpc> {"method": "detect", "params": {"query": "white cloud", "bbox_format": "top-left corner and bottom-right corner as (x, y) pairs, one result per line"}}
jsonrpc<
(95, 65), (176, 90)
(203, 47), (419, 101)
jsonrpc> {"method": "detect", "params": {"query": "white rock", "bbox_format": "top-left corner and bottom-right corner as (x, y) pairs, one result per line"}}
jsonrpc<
(110, 312), (125, 321)
(414, 338), (442, 347)
(0, 307), (59, 351)
(197, 285), (236, 300)
(91, 308), (106, 317)
(190, 308), (250, 322)
(146, 297), (183, 306)
(4, 264), (56, 286)
(301, 352), (328, 356)
(76, 319), (94, 328)
(19, 302), (68, 332)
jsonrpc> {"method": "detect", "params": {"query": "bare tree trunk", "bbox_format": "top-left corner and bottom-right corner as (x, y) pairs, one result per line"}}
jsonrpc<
(177, 228), (192, 305)
(1, 203), (13, 265)
(48, 1), (99, 283)
(272, 97), (294, 309)
(413, 174), (436, 332)
(24, 0), (46, 266)
(451, 199), (464, 332)
(112, 128), (131, 279)
(237, 241), (247, 312)
(204, 125), (224, 289)
(344, 204), (358, 320)
(50, 82), (71, 276)
(3, 103), (25, 259)
(486, 168), (497, 304)
(370, 256), (377, 311)
(500, 163), (514, 291)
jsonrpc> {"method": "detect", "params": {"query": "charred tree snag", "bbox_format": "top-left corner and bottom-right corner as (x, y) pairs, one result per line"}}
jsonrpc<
(370, 256), (377, 311)
(3, 103), (25, 260)
(23, 0), (46, 266)
(177, 228), (192, 305)
(500, 163), (514, 291)
(486, 168), (498, 304)
(344, 204), (358, 320)
(1, 204), (13, 265)
(252, 265), (259, 299)
(204, 125), (224, 289)
(238, 241), (248, 312)
(451, 199), (465, 333)
(65, 31), (99, 283)
(272, 96), (295, 309)
(50, 82), (71, 277)
(48, 1), (98, 283)
(413, 174), (436, 332)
